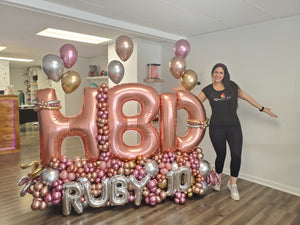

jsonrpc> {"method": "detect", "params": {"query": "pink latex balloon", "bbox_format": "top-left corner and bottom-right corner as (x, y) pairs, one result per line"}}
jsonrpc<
(36, 88), (99, 166)
(169, 56), (186, 79)
(176, 91), (206, 152)
(174, 39), (190, 58)
(115, 35), (134, 62)
(108, 83), (160, 160)
(59, 44), (78, 69)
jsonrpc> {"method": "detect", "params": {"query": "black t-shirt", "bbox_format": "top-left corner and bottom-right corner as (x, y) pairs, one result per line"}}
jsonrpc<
(202, 81), (240, 128)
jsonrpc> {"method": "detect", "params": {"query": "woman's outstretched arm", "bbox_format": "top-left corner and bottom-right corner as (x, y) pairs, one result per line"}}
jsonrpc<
(238, 88), (278, 118)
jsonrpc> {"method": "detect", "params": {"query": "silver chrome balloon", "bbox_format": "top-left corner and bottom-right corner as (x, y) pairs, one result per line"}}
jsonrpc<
(40, 168), (59, 186)
(42, 54), (64, 82)
(107, 60), (124, 84)
(144, 160), (159, 177)
(199, 159), (212, 177)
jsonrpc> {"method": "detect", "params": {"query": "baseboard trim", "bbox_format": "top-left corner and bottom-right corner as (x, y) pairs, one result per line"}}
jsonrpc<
(222, 168), (300, 197)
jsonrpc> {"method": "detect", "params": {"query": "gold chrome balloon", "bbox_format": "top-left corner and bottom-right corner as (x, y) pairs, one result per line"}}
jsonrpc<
(61, 70), (81, 94)
(180, 69), (197, 91)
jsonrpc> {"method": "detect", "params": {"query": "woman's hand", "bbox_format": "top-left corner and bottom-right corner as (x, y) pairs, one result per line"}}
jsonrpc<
(263, 107), (278, 118)
(172, 85), (185, 92)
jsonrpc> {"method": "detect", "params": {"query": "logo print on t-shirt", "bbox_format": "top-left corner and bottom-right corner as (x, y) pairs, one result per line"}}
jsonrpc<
(214, 93), (231, 102)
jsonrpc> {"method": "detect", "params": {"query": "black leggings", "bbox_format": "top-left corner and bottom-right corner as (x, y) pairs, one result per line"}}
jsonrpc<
(209, 126), (243, 177)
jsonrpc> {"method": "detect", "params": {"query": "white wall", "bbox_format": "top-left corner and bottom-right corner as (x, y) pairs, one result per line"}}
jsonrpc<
(174, 15), (300, 196)
(64, 57), (90, 116)
(9, 67), (26, 94)
(137, 39), (162, 93)
(0, 60), (10, 94)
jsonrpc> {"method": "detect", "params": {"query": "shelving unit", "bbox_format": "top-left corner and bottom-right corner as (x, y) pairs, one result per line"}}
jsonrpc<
(143, 78), (164, 83)
(23, 74), (31, 105)
(22, 67), (48, 105)
(86, 76), (109, 87)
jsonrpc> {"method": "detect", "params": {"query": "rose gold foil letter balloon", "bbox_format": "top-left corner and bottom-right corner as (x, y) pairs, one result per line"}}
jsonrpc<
(176, 91), (206, 152)
(160, 93), (177, 152)
(108, 83), (160, 160)
(36, 88), (99, 166)
(160, 91), (206, 153)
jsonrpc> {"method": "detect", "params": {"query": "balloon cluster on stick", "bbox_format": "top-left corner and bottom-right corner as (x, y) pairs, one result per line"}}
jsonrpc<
(42, 43), (81, 94)
(169, 39), (198, 91)
(107, 35), (134, 84)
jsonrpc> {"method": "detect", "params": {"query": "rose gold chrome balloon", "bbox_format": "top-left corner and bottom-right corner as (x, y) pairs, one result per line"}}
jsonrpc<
(114, 35), (134, 62)
(169, 56), (186, 79)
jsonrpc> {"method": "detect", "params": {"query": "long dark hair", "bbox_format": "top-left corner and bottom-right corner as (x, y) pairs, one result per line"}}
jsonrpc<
(211, 63), (239, 111)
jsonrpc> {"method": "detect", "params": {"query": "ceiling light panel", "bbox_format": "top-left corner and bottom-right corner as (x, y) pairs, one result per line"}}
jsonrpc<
(37, 28), (111, 44)
(0, 57), (33, 62)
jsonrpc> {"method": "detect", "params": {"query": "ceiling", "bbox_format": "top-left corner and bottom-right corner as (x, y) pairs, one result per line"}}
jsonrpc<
(0, 0), (300, 68)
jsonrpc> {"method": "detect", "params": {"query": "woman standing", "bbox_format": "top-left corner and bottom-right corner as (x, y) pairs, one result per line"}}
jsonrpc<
(176, 63), (277, 200)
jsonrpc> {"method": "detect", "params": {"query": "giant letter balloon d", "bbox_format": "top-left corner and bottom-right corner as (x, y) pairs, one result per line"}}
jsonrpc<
(42, 54), (64, 82)
(115, 35), (134, 62)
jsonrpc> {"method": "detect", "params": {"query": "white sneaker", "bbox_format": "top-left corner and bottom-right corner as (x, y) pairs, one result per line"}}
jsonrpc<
(227, 181), (240, 200)
(212, 182), (221, 191)
(211, 176), (221, 191)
